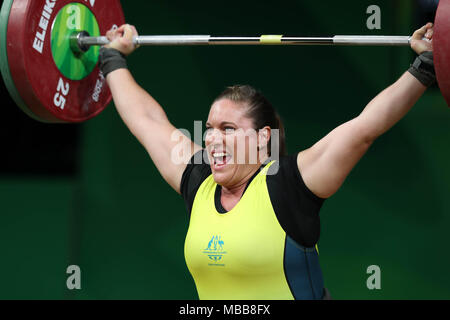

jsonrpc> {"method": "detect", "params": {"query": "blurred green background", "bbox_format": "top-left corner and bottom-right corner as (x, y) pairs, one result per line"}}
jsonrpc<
(0, 0), (449, 299)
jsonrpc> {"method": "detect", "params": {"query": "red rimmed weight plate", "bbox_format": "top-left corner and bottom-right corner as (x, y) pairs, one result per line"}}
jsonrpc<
(5, 0), (125, 123)
(434, 0), (450, 108)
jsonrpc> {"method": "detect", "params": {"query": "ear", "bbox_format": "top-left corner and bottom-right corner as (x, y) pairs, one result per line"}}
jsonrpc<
(258, 127), (271, 151)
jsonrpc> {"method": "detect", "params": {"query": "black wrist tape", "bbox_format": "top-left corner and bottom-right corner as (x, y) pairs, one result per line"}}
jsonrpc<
(408, 51), (436, 87)
(99, 47), (128, 78)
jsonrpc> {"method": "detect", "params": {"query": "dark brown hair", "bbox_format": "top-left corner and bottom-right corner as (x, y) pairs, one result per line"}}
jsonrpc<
(213, 85), (287, 157)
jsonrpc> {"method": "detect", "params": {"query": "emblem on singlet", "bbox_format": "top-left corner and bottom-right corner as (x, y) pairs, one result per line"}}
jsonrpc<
(203, 235), (227, 267)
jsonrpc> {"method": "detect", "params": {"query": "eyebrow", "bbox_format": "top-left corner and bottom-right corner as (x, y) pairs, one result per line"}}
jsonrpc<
(205, 121), (237, 127)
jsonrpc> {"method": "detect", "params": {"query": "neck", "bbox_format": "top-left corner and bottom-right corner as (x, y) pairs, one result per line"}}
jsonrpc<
(221, 154), (269, 197)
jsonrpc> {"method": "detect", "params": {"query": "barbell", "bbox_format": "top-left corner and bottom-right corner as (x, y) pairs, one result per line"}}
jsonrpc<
(0, 0), (449, 123)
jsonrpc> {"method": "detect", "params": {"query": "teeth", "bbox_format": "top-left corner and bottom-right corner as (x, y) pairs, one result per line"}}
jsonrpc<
(213, 153), (228, 158)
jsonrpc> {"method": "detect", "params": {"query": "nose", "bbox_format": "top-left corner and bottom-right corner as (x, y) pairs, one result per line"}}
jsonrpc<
(205, 128), (223, 146)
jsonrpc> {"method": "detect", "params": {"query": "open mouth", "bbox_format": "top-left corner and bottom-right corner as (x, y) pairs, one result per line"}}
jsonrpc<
(212, 152), (232, 170)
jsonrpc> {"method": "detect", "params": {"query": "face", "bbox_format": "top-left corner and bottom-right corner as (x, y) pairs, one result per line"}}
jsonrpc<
(205, 99), (269, 188)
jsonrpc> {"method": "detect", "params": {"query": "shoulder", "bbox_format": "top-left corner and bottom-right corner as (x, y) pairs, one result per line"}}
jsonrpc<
(267, 153), (325, 205)
(266, 153), (326, 248)
(180, 149), (212, 213)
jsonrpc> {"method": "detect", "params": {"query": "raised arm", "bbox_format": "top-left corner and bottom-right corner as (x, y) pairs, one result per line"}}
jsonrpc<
(102, 25), (202, 194)
(298, 23), (435, 199)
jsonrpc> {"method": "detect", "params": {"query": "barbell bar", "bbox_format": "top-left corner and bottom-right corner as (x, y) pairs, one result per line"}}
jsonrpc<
(1, 0), (449, 124)
(74, 34), (414, 49)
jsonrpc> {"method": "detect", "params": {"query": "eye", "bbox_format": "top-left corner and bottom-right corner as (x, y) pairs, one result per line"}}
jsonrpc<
(223, 127), (235, 133)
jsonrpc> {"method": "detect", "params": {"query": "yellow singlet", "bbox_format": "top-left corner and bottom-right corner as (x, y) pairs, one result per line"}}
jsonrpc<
(184, 161), (325, 300)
